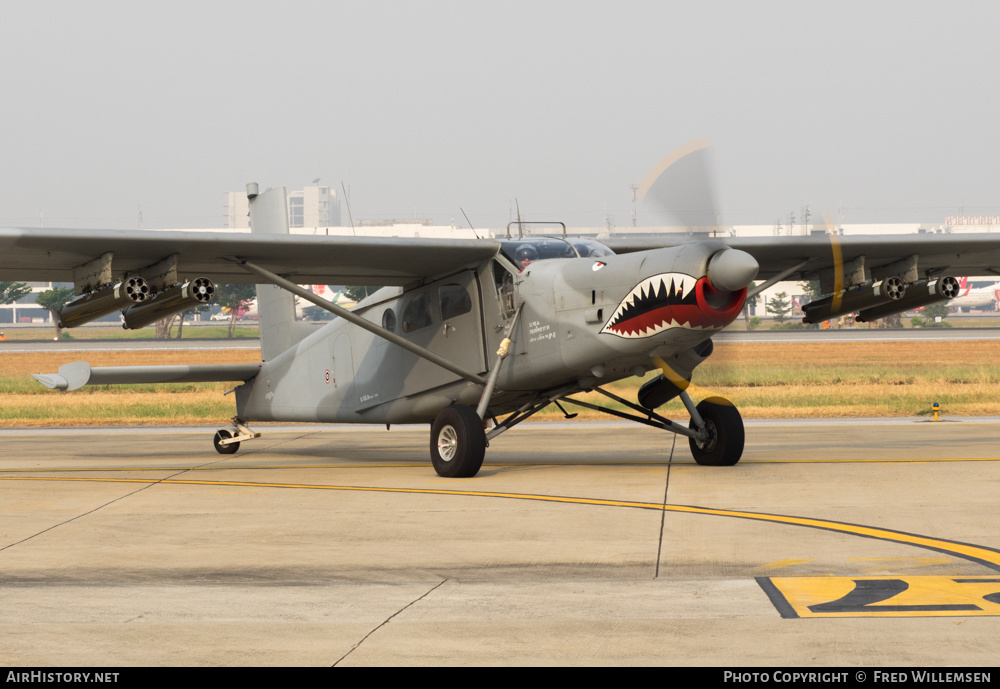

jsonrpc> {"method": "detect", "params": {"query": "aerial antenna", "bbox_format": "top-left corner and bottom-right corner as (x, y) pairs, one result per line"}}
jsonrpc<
(516, 199), (524, 239)
(460, 208), (481, 239)
(341, 181), (356, 237)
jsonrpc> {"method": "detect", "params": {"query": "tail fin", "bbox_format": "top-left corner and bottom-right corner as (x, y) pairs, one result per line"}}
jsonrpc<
(248, 185), (317, 360)
(959, 277), (969, 295)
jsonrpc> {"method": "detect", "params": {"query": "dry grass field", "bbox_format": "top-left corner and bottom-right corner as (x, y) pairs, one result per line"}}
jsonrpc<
(0, 350), (261, 426)
(678, 340), (1000, 418)
(1, 341), (998, 426)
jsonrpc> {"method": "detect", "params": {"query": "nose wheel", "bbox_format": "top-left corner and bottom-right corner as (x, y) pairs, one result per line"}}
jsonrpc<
(688, 397), (744, 466)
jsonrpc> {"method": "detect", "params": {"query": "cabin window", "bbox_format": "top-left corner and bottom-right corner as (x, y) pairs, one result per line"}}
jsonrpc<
(401, 293), (433, 333)
(439, 284), (472, 321)
(382, 307), (397, 332)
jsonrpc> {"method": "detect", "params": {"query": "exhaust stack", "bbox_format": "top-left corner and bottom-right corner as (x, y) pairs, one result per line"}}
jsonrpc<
(121, 278), (215, 330)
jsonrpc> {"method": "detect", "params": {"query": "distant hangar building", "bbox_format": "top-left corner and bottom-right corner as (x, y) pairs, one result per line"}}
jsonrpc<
(224, 184), (341, 230)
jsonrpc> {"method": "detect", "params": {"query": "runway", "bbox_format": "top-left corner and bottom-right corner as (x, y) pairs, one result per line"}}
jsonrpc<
(2, 420), (999, 666)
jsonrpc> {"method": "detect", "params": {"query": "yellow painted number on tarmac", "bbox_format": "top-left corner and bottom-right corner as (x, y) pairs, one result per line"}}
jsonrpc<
(759, 576), (1000, 618)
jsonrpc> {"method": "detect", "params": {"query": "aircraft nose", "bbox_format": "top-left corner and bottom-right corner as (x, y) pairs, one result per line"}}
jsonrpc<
(707, 249), (758, 292)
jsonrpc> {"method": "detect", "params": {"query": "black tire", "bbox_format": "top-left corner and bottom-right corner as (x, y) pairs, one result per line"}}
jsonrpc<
(430, 405), (486, 478)
(688, 397), (744, 466)
(214, 429), (240, 455)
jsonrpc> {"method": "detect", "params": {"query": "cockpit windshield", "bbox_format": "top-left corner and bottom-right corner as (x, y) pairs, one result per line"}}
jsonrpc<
(500, 237), (615, 271)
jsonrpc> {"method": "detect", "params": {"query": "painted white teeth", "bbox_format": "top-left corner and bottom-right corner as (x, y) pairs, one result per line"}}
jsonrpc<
(601, 271), (722, 338)
(608, 273), (696, 322)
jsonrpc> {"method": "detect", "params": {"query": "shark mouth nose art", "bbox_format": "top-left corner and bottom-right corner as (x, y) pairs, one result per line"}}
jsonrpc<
(601, 272), (746, 338)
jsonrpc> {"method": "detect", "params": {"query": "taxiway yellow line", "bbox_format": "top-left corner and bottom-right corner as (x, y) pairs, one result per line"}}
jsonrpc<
(0, 456), (997, 474)
(4, 475), (1000, 571)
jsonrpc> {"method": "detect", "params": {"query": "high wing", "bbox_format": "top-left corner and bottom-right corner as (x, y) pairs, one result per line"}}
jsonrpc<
(7, 226), (999, 288)
(604, 233), (1000, 282)
(0, 227), (501, 286)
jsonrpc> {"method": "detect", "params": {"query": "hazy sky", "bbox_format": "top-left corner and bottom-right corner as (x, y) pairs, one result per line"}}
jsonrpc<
(1, 1), (997, 230)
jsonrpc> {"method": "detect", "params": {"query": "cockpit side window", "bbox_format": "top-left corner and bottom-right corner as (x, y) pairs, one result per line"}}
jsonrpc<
(401, 292), (433, 333)
(493, 261), (516, 319)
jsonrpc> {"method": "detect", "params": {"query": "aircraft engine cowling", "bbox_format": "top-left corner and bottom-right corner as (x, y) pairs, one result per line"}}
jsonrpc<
(57, 277), (151, 328)
(600, 274), (747, 338)
(600, 249), (756, 340)
(121, 278), (215, 330)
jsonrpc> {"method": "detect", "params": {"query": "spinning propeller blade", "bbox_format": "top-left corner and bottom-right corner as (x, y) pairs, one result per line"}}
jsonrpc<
(637, 138), (722, 231)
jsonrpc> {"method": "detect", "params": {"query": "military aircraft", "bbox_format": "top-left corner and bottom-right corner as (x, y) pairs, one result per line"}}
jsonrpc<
(3, 152), (1000, 477)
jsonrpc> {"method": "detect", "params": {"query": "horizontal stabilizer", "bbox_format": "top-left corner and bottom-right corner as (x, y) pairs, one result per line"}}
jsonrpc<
(32, 361), (262, 391)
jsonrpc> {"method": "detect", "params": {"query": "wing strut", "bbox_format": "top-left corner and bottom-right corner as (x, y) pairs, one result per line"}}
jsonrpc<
(746, 260), (809, 299)
(234, 259), (488, 386)
(475, 302), (523, 420)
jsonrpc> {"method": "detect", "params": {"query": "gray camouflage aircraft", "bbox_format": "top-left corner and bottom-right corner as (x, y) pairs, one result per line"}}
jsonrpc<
(3, 168), (1000, 477)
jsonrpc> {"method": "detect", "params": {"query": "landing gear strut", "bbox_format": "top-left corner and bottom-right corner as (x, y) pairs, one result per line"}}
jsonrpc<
(426, 380), (744, 476)
(557, 386), (745, 466)
(212, 419), (261, 455)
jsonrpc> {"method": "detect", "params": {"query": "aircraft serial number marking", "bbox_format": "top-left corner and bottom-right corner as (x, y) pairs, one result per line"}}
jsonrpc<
(527, 320), (555, 343)
(758, 576), (1000, 618)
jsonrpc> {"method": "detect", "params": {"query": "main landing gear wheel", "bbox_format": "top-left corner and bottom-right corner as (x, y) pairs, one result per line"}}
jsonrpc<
(430, 405), (486, 478)
(213, 429), (240, 455)
(689, 397), (744, 466)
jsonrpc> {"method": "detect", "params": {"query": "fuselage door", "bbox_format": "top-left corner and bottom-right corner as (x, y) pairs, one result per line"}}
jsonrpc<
(380, 270), (486, 402)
